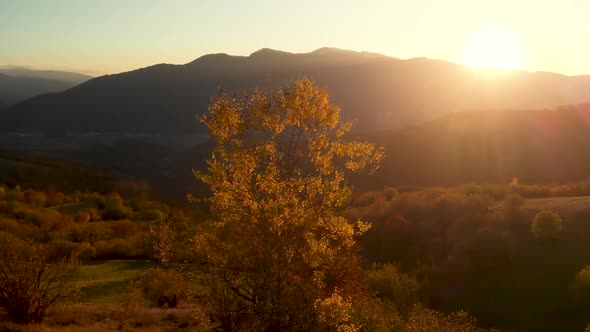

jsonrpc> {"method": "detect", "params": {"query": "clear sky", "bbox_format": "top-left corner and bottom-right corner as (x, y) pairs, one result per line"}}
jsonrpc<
(1, 0), (589, 76)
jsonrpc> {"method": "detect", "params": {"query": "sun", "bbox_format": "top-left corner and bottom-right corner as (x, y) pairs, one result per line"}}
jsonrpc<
(462, 26), (524, 70)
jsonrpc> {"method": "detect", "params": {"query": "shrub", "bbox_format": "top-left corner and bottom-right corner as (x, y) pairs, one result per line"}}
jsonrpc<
(350, 295), (404, 332)
(0, 232), (78, 324)
(134, 208), (166, 221)
(23, 189), (46, 207)
(110, 219), (138, 238)
(571, 265), (590, 305)
(314, 291), (357, 331)
(142, 268), (192, 308)
(405, 306), (483, 332)
(46, 191), (65, 206)
(75, 211), (91, 224)
(531, 210), (563, 240)
(50, 240), (96, 261)
(101, 193), (133, 220)
(365, 264), (421, 313)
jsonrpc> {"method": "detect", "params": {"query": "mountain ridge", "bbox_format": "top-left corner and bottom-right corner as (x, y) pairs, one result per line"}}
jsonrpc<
(2, 47), (590, 134)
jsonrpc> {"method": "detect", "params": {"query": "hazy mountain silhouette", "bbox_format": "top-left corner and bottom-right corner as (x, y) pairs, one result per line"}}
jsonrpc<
(0, 67), (91, 106)
(0, 73), (85, 106)
(0, 66), (92, 84)
(367, 104), (590, 186)
(2, 48), (590, 134)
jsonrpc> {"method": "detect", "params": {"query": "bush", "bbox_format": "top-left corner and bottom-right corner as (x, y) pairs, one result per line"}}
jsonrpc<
(142, 268), (192, 308)
(134, 208), (166, 221)
(531, 210), (563, 240)
(365, 264), (421, 313)
(101, 193), (133, 220)
(405, 306), (483, 332)
(0, 233), (78, 324)
(75, 211), (91, 224)
(23, 189), (46, 207)
(571, 265), (590, 305)
(50, 240), (96, 261)
(350, 295), (404, 332)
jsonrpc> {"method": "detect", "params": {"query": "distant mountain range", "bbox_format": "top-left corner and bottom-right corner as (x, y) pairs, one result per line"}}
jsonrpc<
(0, 67), (92, 107)
(3, 49), (590, 196)
(2, 48), (590, 134)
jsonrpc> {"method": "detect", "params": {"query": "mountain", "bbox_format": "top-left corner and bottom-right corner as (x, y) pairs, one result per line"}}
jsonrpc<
(0, 73), (81, 106)
(0, 67), (92, 107)
(0, 66), (92, 84)
(2, 48), (590, 134)
(367, 104), (590, 187)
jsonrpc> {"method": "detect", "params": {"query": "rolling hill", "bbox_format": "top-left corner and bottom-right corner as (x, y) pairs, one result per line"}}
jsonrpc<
(2, 48), (590, 134)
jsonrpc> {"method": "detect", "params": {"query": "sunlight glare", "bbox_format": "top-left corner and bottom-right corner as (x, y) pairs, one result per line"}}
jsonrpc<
(462, 26), (524, 70)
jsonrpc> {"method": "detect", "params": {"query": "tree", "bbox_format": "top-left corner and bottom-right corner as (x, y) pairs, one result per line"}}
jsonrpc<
(0, 232), (78, 324)
(194, 78), (382, 330)
(531, 210), (563, 240)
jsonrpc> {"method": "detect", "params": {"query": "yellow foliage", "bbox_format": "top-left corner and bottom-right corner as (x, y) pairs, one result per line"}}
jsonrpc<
(195, 78), (382, 329)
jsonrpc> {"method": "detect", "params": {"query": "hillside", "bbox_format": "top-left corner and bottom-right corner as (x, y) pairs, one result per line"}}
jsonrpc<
(2, 48), (590, 134)
(369, 104), (590, 187)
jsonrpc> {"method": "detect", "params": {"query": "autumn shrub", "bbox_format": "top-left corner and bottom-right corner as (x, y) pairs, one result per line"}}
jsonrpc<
(23, 189), (46, 207)
(94, 238), (135, 259)
(83, 208), (102, 221)
(365, 264), (421, 313)
(0, 232), (78, 324)
(110, 219), (138, 238)
(141, 268), (192, 308)
(94, 233), (150, 259)
(314, 291), (357, 331)
(571, 265), (590, 305)
(134, 208), (166, 221)
(531, 210), (563, 240)
(45, 191), (65, 206)
(4, 188), (23, 202)
(50, 239), (96, 261)
(405, 306), (484, 332)
(101, 193), (133, 220)
(350, 295), (404, 332)
(75, 211), (91, 224)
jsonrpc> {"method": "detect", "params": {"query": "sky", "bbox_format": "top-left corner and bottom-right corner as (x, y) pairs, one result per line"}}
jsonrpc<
(1, 0), (590, 76)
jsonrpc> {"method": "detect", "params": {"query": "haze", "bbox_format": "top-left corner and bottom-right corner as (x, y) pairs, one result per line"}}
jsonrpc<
(2, 0), (590, 76)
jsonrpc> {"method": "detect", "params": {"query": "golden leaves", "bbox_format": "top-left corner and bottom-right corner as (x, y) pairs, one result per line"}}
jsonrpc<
(195, 78), (383, 327)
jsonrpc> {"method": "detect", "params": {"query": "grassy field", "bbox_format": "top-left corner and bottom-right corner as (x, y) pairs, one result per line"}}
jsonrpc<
(75, 260), (152, 304)
(521, 195), (590, 214)
(49, 201), (99, 214)
(493, 195), (590, 214)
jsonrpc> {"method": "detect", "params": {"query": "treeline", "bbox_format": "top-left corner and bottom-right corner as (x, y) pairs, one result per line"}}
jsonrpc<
(348, 183), (590, 331)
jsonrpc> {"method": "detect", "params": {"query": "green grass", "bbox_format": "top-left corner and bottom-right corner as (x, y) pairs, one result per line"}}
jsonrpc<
(49, 201), (99, 213)
(521, 196), (590, 214)
(493, 195), (590, 214)
(74, 260), (153, 304)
